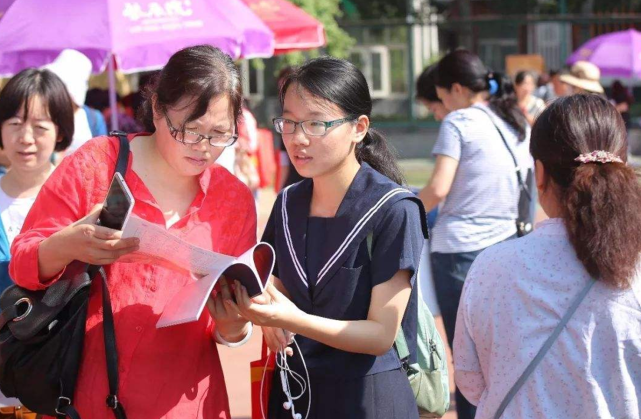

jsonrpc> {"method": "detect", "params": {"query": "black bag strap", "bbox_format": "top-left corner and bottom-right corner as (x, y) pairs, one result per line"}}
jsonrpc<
(58, 132), (130, 419)
(100, 268), (127, 419)
(475, 105), (532, 202)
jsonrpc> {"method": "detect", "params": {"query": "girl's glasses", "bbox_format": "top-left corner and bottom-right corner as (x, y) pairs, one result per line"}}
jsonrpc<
(273, 117), (356, 137)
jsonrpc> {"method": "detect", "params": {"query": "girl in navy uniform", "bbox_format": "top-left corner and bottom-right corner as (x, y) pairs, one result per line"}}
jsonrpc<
(230, 57), (428, 419)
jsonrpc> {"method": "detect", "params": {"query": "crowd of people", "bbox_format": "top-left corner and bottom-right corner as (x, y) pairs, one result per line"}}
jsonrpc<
(0, 43), (638, 419)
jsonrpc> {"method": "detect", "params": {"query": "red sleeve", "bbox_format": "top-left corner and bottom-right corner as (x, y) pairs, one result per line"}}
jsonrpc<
(10, 137), (117, 290)
(232, 188), (258, 256)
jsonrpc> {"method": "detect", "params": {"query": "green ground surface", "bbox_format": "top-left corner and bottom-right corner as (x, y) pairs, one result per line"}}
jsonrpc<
(399, 158), (434, 187)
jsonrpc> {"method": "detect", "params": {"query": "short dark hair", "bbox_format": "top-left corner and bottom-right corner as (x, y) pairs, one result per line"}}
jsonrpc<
(416, 65), (440, 103)
(0, 68), (74, 151)
(138, 45), (242, 133)
(514, 70), (536, 86)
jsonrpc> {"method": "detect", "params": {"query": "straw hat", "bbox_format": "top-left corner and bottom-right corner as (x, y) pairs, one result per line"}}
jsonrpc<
(559, 61), (604, 94)
(43, 49), (93, 107)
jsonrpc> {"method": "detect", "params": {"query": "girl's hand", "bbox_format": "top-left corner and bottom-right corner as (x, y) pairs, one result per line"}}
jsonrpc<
(207, 276), (251, 342)
(233, 281), (302, 328)
(262, 326), (294, 356)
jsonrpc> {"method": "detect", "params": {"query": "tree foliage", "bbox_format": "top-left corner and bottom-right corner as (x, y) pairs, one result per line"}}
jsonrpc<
(275, 0), (355, 70)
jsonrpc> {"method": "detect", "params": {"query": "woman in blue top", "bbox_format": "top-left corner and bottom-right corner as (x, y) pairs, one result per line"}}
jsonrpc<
(230, 57), (427, 419)
(0, 68), (74, 295)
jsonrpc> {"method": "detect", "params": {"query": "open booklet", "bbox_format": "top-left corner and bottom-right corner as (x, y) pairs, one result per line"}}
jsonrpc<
(121, 216), (274, 328)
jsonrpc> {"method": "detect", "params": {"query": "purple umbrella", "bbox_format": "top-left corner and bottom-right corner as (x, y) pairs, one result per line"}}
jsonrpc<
(566, 29), (641, 78)
(0, 0), (274, 129)
(0, 0), (16, 19)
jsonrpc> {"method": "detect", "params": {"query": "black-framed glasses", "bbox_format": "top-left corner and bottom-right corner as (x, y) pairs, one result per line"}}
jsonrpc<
(273, 117), (356, 137)
(164, 114), (238, 148)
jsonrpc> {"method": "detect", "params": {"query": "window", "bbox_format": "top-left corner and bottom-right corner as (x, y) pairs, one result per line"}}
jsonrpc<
(350, 46), (391, 98)
(347, 26), (409, 97)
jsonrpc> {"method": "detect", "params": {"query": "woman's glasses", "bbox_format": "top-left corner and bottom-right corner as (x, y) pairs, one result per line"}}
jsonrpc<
(164, 114), (238, 148)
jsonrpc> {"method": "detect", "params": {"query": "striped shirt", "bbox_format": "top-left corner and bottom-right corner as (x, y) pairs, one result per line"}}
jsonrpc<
(431, 103), (533, 253)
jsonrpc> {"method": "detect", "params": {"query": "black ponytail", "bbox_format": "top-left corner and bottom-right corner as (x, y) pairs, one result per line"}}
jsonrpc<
(355, 128), (405, 185)
(486, 72), (527, 141)
(280, 56), (406, 185)
(436, 49), (527, 140)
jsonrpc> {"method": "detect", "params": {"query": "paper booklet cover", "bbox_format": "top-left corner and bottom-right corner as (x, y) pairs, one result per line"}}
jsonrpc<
(121, 216), (274, 328)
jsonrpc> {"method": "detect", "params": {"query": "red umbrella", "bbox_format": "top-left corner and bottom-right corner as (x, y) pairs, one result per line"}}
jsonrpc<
(241, 0), (326, 54)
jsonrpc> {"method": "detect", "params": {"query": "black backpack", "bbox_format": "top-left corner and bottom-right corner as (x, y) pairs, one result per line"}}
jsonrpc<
(0, 133), (130, 419)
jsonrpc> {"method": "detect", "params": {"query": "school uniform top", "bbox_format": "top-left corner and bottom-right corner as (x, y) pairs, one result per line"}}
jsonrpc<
(10, 134), (257, 419)
(262, 163), (428, 378)
(431, 103), (533, 253)
(454, 218), (641, 419)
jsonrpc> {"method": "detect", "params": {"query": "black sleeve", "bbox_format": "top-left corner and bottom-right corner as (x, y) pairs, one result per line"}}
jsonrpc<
(370, 199), (425, 287)
(261, 195), (280, 278)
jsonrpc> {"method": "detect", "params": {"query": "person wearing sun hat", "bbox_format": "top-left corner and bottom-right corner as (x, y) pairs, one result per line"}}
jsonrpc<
(43, 49), (108, 153)
(559, 61), (604, 94)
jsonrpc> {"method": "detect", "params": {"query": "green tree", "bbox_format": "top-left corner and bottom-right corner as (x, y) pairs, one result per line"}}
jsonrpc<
(275, 0), (355, 70)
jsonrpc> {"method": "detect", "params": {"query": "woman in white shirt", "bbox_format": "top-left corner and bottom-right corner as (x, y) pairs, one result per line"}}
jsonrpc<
(0, 68), (74, 294)
(454, 94), (641, 419)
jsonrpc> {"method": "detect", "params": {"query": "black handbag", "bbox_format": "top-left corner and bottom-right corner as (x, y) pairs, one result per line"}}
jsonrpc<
(476, 106), (535, 237)
(0, 132), (130, 419)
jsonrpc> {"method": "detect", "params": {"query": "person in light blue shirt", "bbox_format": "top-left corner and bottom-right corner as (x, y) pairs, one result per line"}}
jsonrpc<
(418, 49), (532, 419)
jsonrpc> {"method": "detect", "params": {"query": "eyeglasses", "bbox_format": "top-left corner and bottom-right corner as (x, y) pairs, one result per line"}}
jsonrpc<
(273, 117), (356, 137)
(164, 114), (238, 148)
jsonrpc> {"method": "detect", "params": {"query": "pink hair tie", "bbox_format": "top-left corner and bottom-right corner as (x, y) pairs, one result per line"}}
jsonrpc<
(574, 150), (623, 164)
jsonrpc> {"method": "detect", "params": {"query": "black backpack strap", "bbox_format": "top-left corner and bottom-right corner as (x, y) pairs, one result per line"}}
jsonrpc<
(110, 131), (130, 178)
(58, 132), (130, 419)
(100, 268), (127, 419)
(102, 131), (129, 419)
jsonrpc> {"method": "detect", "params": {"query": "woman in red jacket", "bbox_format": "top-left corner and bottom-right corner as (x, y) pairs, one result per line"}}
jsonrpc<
(10, 45), (256, 419)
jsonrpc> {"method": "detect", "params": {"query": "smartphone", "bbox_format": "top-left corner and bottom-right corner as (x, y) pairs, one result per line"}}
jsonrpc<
(98, 172), (135, 231)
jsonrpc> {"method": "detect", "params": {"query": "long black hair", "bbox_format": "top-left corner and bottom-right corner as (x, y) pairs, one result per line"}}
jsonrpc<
(435, 49), (527, 141)
(279, 57), (405, 185)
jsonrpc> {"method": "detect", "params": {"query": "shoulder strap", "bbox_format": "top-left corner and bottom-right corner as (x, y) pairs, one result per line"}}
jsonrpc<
(111, 131), (130, 177)
(493, 278), (597, 419)
(77, 131), (129, 419)
(366, 230), (412, 364)
(475, 106), (532, 202)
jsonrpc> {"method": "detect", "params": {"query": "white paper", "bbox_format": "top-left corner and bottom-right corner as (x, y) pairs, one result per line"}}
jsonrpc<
(120, 215), (275, 328)
(122, 215), (235, 275)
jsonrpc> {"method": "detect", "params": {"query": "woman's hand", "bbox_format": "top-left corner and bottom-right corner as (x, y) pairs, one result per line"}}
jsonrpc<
(233, 281), (302, 329)
(207, 276), (251, 343)
(38, 204), (140, 279)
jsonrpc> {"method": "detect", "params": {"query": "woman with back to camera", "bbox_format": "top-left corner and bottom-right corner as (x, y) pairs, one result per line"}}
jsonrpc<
(454, 94), (641, 419)
(418, 49), (532, 419)
(10, 45), (257, 418)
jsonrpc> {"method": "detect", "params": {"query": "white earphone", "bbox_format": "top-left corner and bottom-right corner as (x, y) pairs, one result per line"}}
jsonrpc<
(260, 336), (310, 419)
